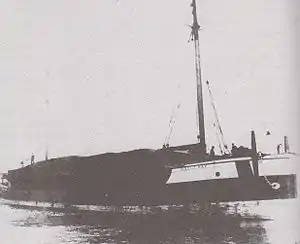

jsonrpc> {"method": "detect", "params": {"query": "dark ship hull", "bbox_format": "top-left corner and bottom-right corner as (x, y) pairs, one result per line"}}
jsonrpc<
(3, 174), (296, 206)
(1, 145), (198, 205)
(2, 145), (298, 206)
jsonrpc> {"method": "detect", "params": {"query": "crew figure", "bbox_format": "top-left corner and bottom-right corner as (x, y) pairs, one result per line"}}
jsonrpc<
(277, 144), (282, 154)
(231, 143), (238, 156)
(31, 153), (35, 165)
(210, 146), (215, 157)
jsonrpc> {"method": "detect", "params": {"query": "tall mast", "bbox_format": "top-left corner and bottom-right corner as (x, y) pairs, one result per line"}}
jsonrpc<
(190, 0), (206, 153)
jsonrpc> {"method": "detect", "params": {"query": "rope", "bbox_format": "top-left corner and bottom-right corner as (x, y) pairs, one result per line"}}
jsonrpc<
(206, 81), (229, 155)
(213, 123), (223, 154)
(163, 84), (182, 146)
(164, 103), (181, 146)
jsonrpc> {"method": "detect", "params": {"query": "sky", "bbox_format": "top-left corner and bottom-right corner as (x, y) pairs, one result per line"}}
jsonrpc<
(0, 0), (298, 172)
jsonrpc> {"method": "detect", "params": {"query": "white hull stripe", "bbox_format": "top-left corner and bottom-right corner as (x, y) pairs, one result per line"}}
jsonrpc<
(167, 154), (299, 184)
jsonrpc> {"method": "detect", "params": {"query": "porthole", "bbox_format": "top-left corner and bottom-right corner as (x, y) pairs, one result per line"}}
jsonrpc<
(215, 172), (220, 177)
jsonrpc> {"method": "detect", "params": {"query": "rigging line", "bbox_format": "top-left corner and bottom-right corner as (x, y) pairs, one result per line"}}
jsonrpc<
(164, 103), (181, 145)
(215, 121), (227, 154)
(166, 122), (175, 145)
(207, 82), (222, 150)
(206, 80), (229, 153)
(163, 84), (182, 146)
(213, 123), (224, 154)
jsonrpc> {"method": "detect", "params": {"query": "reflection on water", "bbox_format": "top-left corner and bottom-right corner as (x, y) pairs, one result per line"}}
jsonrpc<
(0, 199), (299, 244)
(51, 206), (266, 244)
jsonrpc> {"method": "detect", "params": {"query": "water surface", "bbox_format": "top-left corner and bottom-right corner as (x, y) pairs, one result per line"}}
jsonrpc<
(0, 199), (298, 244)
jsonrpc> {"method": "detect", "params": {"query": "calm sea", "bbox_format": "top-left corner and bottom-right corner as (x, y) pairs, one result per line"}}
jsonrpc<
(0, 199), (299, 244)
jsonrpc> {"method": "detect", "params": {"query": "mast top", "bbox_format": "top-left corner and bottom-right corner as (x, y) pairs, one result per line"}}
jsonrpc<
(190, 0), (200, 41)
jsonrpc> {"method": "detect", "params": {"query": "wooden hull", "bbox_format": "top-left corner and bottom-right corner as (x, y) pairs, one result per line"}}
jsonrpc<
(2, 153), (298, 206)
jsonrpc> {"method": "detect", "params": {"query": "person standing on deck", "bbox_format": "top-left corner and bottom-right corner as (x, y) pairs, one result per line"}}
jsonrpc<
(231, 143), (238, 156)
(277, 144), (282, 154)
(31, 153), (35, 165)
(210, 146), (215, 157)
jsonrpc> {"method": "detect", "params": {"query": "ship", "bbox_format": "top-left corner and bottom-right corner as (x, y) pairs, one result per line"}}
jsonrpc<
(1, 0), (298, 207)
